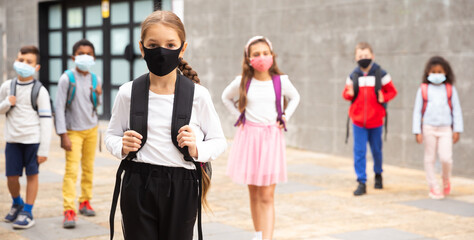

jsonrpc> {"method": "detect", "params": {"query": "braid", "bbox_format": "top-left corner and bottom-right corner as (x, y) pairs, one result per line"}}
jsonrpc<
(178, 58), (200, 84)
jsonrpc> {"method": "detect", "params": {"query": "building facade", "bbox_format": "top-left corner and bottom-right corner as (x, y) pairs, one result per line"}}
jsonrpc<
(1, 0), (473, 176)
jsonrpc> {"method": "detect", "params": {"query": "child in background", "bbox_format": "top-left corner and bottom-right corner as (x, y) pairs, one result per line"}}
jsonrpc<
(412, 56), (463, 199)
(222, 36), (300, 240)
(342, 42), (397, 196)
(0, 46), (52, 229)
(55, 39), (102, 228)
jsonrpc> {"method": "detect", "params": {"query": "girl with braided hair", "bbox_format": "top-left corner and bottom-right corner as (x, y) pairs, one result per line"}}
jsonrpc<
(105, 10), (226, 240)
(222, 36), (300, 240)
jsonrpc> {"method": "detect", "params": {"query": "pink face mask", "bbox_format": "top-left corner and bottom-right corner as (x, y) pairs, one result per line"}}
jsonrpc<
(250, 55), (273, 72)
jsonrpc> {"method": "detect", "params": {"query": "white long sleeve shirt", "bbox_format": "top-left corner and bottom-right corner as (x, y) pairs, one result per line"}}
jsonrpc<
(105, 81), (227, 170)
(221, 75), (300, 123)
(0, 79), (53, 157)
(55, 68), (101, 134)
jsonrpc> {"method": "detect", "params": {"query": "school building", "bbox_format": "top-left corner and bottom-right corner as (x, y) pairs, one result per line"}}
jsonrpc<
(1, 0), (473, 176)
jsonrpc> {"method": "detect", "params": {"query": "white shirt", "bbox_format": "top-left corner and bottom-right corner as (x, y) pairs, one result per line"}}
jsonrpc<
(0, 79), (53, 157)
(221, 75), (300, 123)
(105, 81), (227, 170)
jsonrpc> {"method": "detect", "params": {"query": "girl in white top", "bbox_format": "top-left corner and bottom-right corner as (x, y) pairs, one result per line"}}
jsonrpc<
(105, 10), (226, 240)
(222, 36), (300, 240)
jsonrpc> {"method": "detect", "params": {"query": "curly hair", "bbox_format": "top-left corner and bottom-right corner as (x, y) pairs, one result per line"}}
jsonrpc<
(422, 56), (455, 85)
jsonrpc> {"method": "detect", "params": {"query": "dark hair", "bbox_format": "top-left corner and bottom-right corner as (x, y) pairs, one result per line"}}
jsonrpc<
(72, 39), (95, 56)
(423, 56), (455, 84)
(20, 45), (40, 63)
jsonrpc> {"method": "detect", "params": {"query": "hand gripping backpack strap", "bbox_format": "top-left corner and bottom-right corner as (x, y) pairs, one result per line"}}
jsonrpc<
(170, 74), (204, 240)
(272, 75), (287, 131)
(109, 73), (149, 240)
(6, 79), (17, 116)
(346, 72), (360, 144)
(235, 78), (252, 127)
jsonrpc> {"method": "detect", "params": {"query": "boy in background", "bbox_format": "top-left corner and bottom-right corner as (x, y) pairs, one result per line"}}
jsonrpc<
(0, 45), (52, 229)
(342, 42), (397, 196)
(55, 39), (102, 228)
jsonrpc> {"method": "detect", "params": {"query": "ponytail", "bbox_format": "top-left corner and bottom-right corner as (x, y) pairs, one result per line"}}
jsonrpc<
(178, 58), (211, 211)
(201, 165), (211, 212)
(178, 58), (200, 84)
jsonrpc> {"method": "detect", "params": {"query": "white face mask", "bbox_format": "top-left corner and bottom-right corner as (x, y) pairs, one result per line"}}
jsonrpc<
(427, 73), (446, 84)
(75, 54), (95, 72)
(13, 61), (36, 78)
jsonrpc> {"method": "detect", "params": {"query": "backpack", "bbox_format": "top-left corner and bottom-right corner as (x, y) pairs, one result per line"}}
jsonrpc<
(235, 75), (286, 130)
(345, 68), (388, 143)
(64, 70), (99, 112)
(421, 83), (452, 116)
(9, 78), (43, 113)
(109, 73), (208, 240)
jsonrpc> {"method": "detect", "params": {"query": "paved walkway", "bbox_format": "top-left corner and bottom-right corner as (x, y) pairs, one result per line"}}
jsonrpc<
(0, 121), (474, 240)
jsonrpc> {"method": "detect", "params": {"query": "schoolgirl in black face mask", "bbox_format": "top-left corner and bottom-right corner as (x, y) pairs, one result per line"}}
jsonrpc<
(142, 42), (184, 77)
(105, 10), (227, 240)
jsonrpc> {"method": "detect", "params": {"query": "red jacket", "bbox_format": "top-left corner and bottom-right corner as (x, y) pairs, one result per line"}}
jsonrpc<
(342, 63), (397, 128)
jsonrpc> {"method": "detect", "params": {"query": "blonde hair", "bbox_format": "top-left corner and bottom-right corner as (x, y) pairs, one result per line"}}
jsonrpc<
(355, 42), (373, 54)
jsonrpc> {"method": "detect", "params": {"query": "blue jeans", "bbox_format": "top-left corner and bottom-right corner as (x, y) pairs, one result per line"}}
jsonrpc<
(353, 124), (383, 183)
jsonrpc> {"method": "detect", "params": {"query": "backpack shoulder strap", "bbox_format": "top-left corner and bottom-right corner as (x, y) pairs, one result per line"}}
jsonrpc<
(350, 72), (360, 103)
(375, 68), (382, 98)
(31, 80), (43, 112)
(421, 83), (429, 116)
(10, 78), (17, 96)
(171, 74), (195, 162)
(272, 75), (286, 131)
(445, 83), (453, 112)
(65, 70), (76, 107)
(125, 73), (149, 161)
(90, 73), (98, 109)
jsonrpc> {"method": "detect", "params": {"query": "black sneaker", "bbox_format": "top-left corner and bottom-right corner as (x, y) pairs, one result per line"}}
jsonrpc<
(353, 182), (366, 196)
(374, 174), (383, 189)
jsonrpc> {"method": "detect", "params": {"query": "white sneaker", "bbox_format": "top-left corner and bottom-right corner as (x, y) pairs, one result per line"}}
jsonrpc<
(252, 231), (262, 240)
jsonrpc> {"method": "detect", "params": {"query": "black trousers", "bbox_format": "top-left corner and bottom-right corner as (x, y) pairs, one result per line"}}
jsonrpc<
(120, 161), (198, 240)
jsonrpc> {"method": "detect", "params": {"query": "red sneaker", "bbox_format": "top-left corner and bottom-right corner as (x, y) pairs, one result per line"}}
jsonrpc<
(79, 200), (96, 216)
(63, 210), (76, 228)
(443, 181), (451, 196)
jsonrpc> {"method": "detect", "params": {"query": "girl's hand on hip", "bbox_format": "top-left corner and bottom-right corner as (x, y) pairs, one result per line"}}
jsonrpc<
(122, 130), (143, 155)
(178, 125), (198, 158)
(453, 132), (460, 144)
(278, 116), (287, 129)
(415, 134), (423, 144)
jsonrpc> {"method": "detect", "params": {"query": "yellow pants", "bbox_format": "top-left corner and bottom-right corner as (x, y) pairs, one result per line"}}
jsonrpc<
(63, 126), (98, 212)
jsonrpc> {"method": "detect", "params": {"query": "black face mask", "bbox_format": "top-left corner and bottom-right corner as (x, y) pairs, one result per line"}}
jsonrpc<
(357, 58), (372, 69)
(142, 43), (183, 76)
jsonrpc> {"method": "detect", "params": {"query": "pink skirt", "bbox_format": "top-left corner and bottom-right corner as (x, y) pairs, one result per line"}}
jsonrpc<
(226, 121), (287, 186)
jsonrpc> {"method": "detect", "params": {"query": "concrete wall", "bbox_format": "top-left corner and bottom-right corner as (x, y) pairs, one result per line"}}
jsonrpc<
(2, 0), (41, 81)
(183, 0), (474, 176)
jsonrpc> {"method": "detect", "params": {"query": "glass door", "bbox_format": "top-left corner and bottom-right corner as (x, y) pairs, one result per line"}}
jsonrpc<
(39, 0), (160, 119)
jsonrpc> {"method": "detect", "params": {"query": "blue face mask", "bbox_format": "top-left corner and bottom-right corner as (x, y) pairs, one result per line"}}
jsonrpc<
(75, 54), (95, 72)
(13, 61), (36, 78)
(427, 73), (446, 84)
